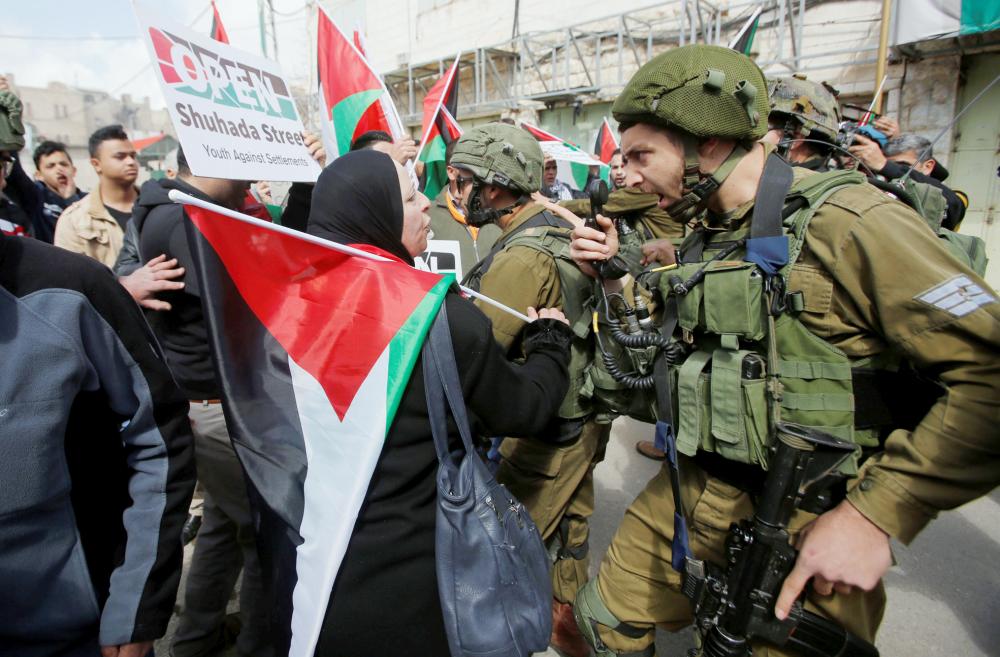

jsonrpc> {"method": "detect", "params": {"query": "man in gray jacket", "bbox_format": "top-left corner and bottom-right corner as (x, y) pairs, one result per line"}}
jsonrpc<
(0, 231), (196, 657)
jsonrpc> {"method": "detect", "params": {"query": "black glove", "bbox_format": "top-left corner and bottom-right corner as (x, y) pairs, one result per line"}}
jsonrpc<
(522, 317), (573, 356)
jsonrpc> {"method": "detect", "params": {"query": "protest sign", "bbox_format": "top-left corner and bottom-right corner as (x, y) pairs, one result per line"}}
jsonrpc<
(415, 239), (463, 276)
(134, 5), (321, 182)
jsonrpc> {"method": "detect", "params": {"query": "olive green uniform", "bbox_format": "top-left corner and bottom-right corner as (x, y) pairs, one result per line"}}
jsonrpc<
(427, 188), (501, 278)
(592, 173), (1000, 654)
(473, 201), (611, 604)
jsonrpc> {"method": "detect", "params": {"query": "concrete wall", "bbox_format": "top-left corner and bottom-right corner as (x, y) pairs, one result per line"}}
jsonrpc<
(894, 55), (961, 166)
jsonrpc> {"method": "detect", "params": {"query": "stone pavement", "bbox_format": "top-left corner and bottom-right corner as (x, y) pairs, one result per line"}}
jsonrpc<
(158, 416), (1000, 656)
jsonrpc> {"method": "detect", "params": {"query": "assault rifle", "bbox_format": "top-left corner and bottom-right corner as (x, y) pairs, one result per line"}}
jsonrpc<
(682, 423), (879, 657)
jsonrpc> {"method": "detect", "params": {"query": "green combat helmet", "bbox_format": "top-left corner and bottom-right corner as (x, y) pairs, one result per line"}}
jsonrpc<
(450, 122), (544, 227)
(612, 44), (770, 222)
(767, 74), (841, 144)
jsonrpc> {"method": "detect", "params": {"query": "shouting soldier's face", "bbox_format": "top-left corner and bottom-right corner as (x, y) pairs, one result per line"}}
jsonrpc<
(620, 123), (685, 210)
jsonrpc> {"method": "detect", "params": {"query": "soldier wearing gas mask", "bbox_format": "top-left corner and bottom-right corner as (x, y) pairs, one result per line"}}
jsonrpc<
(453, 122), (613, 656)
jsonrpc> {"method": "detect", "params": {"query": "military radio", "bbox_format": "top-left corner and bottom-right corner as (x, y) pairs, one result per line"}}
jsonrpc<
(835, 121), (887, 150)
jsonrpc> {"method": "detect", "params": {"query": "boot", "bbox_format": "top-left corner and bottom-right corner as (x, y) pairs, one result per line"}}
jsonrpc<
(551, 599), (593, 657)
(635, 440), (666, 461)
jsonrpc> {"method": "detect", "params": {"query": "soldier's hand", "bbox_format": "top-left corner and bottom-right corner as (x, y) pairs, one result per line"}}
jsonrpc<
(774, 500), (891, 620)
(640, 238), (677, 266)
(873, 116), (899, 140)
(848, 134), (887, 173)
(303, 131), (326, 168)
(527, 306), (569, 326)
(570, 214), (619, 278)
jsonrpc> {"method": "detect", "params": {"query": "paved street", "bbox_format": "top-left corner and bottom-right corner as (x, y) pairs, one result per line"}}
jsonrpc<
(160, 416), (1000, 657)
(543, 417), (1000, 657)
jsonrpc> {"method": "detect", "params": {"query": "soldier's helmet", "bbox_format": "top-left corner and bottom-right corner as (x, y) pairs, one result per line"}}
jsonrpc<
(612, 44), (770, 141)
(767, 75), (841, 143)
(450, 123), (544, 194)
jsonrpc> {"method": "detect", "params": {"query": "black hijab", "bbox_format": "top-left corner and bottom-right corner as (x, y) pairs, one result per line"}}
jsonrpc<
(307, 149), (412, 264)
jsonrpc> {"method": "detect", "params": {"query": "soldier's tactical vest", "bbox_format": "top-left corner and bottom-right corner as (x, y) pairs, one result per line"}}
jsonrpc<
(464, 210), (598, 424)
(661, 168), (932, 475)
(901, 178), (989, 277)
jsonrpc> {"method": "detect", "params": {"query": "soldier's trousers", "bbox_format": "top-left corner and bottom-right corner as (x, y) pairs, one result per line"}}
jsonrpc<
(497, 419), (612, 603)
(593, 455), (886, 655)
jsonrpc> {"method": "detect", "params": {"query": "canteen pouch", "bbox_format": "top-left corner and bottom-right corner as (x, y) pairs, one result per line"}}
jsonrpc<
(423, 302), (552, 657)
(671, 260), (766, 341)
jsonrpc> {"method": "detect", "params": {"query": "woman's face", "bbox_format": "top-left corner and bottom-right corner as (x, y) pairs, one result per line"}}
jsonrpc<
(396, 161), (432, 257)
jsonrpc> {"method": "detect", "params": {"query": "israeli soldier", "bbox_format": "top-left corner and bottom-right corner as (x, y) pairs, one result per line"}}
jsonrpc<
(451, 122), (613, 656)
(426, 138), (501, 277)
(568, 44), (1000, 656)
(763, 75), (841, 172)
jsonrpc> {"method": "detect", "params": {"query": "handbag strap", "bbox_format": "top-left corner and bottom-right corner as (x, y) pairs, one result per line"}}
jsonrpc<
(422, 301), (478, 473)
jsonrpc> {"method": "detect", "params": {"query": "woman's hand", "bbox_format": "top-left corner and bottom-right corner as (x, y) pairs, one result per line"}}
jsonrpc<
(527, 306), (569, 326)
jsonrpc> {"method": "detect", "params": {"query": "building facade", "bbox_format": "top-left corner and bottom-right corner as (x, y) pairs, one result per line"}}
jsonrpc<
(5, 74), (173, 189)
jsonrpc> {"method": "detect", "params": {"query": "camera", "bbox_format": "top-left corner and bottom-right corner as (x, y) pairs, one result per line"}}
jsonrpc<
(836, 121), (888, 150)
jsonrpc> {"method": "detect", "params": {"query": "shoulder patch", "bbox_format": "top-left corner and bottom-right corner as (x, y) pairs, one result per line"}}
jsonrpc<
(915, 275), (996, 317)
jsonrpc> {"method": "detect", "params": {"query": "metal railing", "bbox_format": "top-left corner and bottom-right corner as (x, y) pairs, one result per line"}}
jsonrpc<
(383, 0), (848, 126)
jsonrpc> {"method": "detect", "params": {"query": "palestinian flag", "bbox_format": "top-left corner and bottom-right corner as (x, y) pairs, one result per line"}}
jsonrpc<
(352, 26), (367, 57)
(727, 5), (761, 55)
(178, 193), (451, 657)
(209, 0), (229, 44)
(522, 121), (608, 190)
(594, 117), (618, 164)
(417, 56), (462, 201)
(893, 0), (1000, 44)
(317, 6), (403, 159)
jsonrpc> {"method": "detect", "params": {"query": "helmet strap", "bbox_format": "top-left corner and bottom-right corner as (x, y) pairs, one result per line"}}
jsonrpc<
(665, 135), (750, 223)
(777, 117), (798, 159)
(466, 180), (527, 228)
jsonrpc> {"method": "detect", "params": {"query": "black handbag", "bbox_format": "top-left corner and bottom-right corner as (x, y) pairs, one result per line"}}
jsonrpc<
(422, 302), (553, 657)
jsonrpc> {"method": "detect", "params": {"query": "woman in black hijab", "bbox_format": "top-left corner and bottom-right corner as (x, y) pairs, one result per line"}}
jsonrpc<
(306, 150), (573, 657)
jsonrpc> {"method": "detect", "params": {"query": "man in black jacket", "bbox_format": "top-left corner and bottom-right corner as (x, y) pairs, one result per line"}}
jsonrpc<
(134, 148), (273, 657)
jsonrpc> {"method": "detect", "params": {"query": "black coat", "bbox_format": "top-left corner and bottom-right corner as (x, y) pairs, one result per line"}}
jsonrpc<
(314, 292), (571, 657)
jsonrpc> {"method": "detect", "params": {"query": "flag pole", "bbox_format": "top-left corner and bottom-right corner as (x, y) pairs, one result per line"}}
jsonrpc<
(727, 5), (763, 50)
(860, 74), (888, 126)
(168, 190), (532, 323)
(415, 52), (462, 163)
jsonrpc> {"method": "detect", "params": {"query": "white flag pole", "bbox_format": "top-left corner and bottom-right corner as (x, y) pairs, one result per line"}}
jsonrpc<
(169, 190), (531, 323)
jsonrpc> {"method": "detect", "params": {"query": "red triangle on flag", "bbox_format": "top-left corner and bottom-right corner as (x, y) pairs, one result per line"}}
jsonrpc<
(186, 204), (443, 420)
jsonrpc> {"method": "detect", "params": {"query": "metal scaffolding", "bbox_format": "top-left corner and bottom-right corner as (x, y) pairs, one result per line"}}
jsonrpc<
(384, 0), (827, 126)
